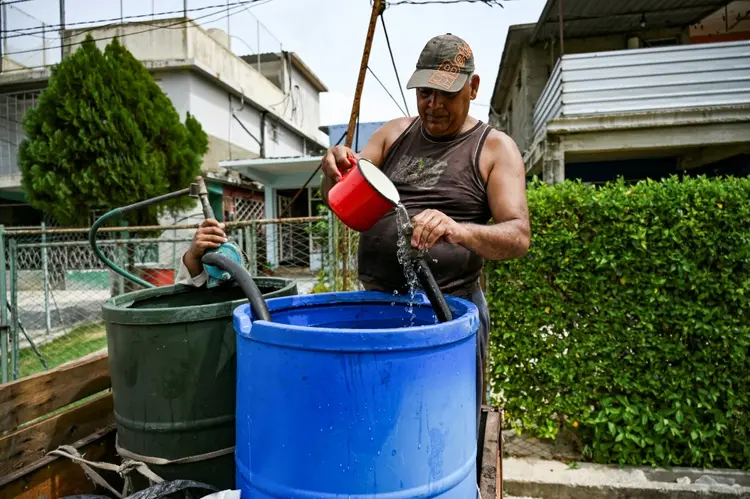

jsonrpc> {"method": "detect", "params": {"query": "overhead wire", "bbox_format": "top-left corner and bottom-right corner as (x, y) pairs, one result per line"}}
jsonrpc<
(367, 66), (408, 117)
(2, 0), (269, 38)
(385, 0), (505, 6)
(0, 0), (35, 5)
(278, 130), (347, 219)
(379, 12), (410, 116)
(3, 0), (270, 56)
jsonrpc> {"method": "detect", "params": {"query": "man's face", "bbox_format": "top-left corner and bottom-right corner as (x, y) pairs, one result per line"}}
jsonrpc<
(416, 74), (480, 137)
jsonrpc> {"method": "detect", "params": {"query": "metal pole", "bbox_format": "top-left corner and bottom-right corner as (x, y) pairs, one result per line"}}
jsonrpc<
(0, 226), (7, 383)
(327, 210), (335, 290)
(9, 238), (17, 380)
(184, 0), (188, 18)
(248, 223), (257, 277)
(256, 20), (260, 72)
(1, 1), (7, 58)
(227, 0), (231, 50)
(59, 0), (65, 61)
(118, 222), (128, 295)
(341, 0), (384, 290)
(558, 0), (565, 56)
(120, 0), (124, 23)
(41, 223), (51, 339)
(0, 3), (4, 74)
(42, 23), (47, 66)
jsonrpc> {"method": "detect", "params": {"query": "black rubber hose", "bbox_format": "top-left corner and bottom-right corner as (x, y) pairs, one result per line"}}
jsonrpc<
(414, 257), (453, 323)
(201, 252), (271, 322)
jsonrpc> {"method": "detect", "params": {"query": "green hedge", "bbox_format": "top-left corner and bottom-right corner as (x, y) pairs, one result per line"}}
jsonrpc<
(487, 176), (750, 470)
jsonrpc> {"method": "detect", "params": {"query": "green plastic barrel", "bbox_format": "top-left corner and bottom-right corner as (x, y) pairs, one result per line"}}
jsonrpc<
(102, 278), (297, 490)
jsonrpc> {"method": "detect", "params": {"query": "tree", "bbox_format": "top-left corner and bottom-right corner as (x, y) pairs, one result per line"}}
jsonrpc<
(19, 35), (208, 228)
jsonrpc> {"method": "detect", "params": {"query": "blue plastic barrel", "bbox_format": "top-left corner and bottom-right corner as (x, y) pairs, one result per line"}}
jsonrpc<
(232, 291), (479, 498)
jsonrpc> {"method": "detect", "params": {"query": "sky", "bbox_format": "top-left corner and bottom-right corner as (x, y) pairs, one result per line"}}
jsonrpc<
(6, 0), (548, 127)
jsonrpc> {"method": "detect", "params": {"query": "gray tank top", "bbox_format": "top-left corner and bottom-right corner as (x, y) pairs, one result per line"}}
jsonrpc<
(358, 117), (492, 296)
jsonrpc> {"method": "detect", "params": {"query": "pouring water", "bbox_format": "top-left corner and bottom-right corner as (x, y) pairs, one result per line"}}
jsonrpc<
(327, 156), (453, 324)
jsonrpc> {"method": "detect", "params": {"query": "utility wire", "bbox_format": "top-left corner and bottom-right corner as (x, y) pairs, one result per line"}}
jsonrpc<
(367, 66), (408, 117)
(3, 1), (264, 57)
(386, 0), (504, 6)
(0, 0), (35, 5)
(279, 130), (348, 219)
(232, 114), (262, 146)
(379, 12), (410, 116)
(2, 0), (265, 37)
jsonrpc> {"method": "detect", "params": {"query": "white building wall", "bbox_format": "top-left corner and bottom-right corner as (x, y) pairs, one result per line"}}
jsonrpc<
(290, 66), (324, 142)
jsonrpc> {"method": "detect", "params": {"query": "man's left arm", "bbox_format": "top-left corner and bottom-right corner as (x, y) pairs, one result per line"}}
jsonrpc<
(410, 131), (530, 261)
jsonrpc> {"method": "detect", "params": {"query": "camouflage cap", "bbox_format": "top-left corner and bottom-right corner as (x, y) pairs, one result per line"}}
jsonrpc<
(406, 33), (475, 93)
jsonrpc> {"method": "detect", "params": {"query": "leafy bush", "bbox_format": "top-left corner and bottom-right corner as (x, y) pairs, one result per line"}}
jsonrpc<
(487, 176), (750, 470)
(19, 35), (207, 227)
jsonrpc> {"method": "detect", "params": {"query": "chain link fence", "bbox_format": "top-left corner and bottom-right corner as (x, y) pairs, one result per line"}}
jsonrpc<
(0, 215), (332, 383)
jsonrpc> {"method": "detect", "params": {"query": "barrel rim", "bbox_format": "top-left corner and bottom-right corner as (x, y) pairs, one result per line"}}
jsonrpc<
(233, 291), (479, 352)
(102, 277), (297, 325)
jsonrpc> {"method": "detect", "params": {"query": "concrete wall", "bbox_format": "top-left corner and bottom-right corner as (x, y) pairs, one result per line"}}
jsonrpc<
(290, 66), (323, 143)
(497, 43), (550, 152)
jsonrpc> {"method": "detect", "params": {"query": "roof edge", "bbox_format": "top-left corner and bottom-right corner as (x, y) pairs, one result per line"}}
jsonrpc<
(489, 23), (535, 111)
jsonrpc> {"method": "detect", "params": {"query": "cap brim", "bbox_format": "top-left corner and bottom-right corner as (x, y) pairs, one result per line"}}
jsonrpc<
(406, 69), (468, 93)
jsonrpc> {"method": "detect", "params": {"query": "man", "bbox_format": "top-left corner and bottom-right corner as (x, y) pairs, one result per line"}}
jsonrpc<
(320, 33), (530, 427)
(176, 33), (530, 426)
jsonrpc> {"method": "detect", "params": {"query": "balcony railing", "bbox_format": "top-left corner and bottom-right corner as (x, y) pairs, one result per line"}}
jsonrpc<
(532, 40), (750, 138)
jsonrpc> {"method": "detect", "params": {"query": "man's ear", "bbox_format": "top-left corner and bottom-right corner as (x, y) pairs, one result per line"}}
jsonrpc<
(470, 74), (480, 99)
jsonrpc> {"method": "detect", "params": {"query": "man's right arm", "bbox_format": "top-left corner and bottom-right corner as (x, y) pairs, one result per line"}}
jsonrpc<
(320, 118), (413, 206)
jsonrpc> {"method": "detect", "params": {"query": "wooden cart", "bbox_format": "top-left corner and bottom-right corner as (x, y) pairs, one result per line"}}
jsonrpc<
(0, 353), (503, 499)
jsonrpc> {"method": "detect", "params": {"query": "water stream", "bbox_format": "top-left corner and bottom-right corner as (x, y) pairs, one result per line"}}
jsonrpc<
(394, 203), (422, 325)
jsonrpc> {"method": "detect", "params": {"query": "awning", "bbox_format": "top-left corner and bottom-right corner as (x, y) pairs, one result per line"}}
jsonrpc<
(532, 0), (735, 42)
(220, 156), (324, 190)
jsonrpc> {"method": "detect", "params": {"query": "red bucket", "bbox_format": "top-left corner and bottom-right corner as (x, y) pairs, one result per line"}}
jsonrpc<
(328, 157), (400, 232)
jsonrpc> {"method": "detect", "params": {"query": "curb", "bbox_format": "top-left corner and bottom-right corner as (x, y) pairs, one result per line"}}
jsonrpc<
(504, 458), (750, 499)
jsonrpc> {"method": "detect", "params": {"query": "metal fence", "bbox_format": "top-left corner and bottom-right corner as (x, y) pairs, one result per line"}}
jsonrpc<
(0, 215), (346, 383)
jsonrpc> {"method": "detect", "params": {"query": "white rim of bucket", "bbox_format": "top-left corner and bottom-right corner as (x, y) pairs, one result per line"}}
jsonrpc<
(358, 158), (400, 205)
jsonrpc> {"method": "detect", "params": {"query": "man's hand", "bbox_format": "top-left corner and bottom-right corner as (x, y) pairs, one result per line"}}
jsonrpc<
(410, 209), (469, 250)
(183, 219), (227, 277)
(321, 146), (357, 183)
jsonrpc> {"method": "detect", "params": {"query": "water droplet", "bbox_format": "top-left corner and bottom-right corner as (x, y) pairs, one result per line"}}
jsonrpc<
(329, 426), (333, 430)
(377, 451), (381, 455)
(392, 450), (397, 456)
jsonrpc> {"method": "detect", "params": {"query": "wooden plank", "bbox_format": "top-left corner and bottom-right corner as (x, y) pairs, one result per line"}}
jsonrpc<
(0, 351), (110, 433)
(0, 426), (118, 499)
(0, 392), (114, 478)
(480, 408), (502, 499)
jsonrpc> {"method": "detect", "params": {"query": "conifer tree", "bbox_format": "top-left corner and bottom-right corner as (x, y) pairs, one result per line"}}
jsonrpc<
(19, 35), (208, 227)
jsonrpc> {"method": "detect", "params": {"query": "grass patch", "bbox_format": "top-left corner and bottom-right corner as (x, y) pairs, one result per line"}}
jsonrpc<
(18, 322), (107, 378)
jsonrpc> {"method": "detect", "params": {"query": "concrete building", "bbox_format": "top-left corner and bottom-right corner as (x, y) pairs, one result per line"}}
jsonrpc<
(489, 0), (750, 184)
(0, 17), (329, 226)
